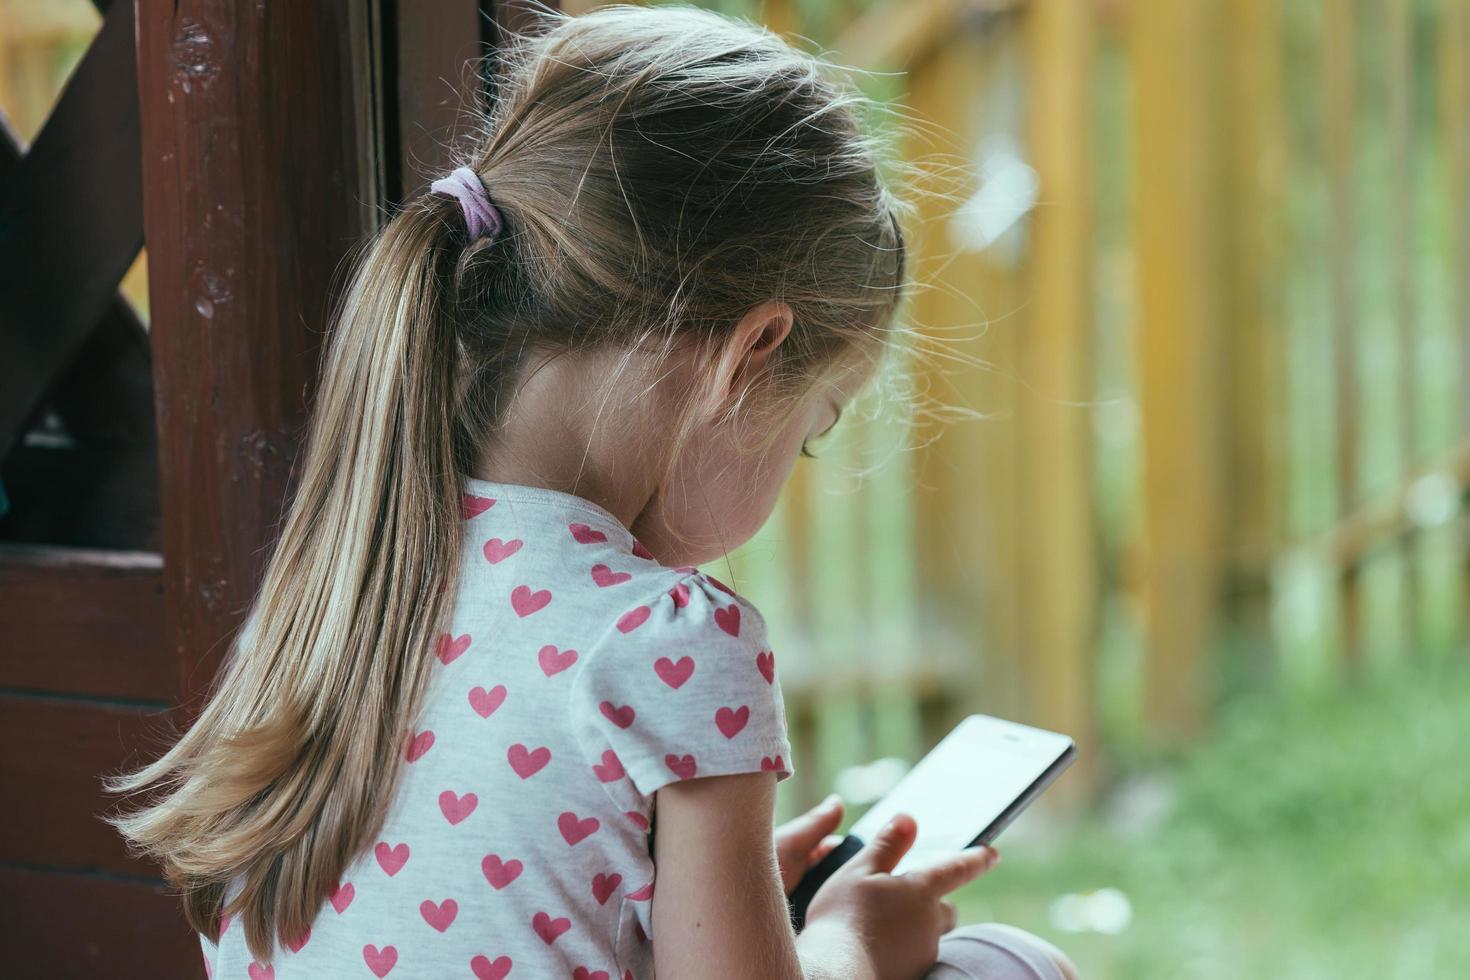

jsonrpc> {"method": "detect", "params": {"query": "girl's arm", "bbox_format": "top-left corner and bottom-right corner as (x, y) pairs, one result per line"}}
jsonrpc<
(652, 771), (874, 980)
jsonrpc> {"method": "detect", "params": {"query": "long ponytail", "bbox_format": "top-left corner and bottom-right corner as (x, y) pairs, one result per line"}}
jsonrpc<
(103, 194), (471, 964)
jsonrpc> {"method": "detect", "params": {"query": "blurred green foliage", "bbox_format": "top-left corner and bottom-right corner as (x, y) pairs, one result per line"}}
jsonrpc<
(950, 655), (1470, 979)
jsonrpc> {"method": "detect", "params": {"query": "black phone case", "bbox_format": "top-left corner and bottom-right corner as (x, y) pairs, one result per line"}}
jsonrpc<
(786, 833), (864, 932)
(785, 741), (1076, 933)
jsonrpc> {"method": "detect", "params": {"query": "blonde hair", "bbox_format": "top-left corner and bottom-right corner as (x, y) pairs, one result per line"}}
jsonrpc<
(102, 3), (910, 964)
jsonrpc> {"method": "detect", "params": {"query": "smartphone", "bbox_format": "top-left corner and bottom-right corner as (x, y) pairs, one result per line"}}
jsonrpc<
(786, 713), (1076, 932)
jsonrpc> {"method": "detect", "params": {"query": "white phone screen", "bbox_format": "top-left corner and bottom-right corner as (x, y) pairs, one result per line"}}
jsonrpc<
(847, 714), (1073, 875)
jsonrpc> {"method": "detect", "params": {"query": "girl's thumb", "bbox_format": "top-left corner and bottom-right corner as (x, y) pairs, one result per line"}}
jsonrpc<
(776, 794), (844, 857)
(795, 793), (843, 835)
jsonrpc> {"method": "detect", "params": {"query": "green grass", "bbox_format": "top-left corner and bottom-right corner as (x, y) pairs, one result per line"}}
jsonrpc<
(948, 656), (1470, 980)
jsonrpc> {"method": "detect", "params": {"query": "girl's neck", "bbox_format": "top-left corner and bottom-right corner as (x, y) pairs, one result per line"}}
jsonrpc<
(471, 347), (665, 531)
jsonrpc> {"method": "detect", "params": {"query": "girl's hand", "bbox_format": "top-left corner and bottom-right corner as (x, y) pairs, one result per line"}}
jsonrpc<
(774, 793), (846, 895)
(805, 812), (1000, 980)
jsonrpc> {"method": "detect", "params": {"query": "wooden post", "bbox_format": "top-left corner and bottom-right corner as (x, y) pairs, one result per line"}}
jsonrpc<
(1447, 3), (1470, 441)
(908, 23), (1028, 738)
(1130, 0), (1225, 738)
(391, 0), (490, 198)
(0, 0), (144, 468)
(1221, 0), (1288, 687)
(1388, 0), (1419, 660)
(1324, 0), (1363, 672)
(1389, 0), (1416, 472)
(136, 1), (392, 724)
(1020, 0), (1097, 802)
(1445, 0), (1470, 652)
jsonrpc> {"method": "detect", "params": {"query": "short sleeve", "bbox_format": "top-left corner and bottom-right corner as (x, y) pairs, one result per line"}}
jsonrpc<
(569, 569), (795, 799)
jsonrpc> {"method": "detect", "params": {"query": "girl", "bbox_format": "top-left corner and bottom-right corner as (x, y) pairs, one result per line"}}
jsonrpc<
(104, 5), (1079, 979)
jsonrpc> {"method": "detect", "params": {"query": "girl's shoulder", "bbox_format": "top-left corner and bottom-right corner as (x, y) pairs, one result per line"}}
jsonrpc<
(565, 561), (794, 799)
(457, 479), (770, 642)
(587, 561), (769, 653)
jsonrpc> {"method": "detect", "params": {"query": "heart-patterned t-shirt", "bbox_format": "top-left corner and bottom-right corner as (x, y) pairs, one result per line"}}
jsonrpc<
(200, 477), (795, 980)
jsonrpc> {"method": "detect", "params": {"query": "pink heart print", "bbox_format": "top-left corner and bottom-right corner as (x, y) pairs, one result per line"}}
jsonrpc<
(569, 522), (607, 544)
(616, 605), (651, 633)
(532, 911), (572, 944)
(511, 584), (552, 617)
(375, 842), (410, 876)
(482, 537), (523, 564)
(439, 790), (478, 825)
(631, 538), (654, 559)
(591, 872), (623, 905)
(756, 650), (776, 684)
(654, 655), (695, 689)
(405, 729), (434, 763)
(247, 962), (273, 980)
(471, 955), (514, 980)
(669, 581), (690, 608)
(538, 644), (578, 676)
(469, 684), (507, 718)
(436, 633), (471, 665)
(715, 705), (750, 739)
(575, 968), (611, 980)
(420, 898), (458, 932)
(461, 494), (495, 520)
(507, 743), (552, 779)
(592, 749), (625, 782)
(625, 810), (650, 830)
(285, 925), (311, 953)
(591, 563), (632, 587)
(713, 604), (741, 637)
(762, 755), (785, 772)
(665, 753), (697, 780)
(363, 943), (398, 977)
(481, 854), (523, 890)
(330, 881), (355, 914)
(626, 881), (654, 901)
(558, 810), (600, 846)
(599, 700), (635, 728)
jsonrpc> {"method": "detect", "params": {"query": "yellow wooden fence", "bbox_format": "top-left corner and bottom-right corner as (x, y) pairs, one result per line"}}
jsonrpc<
(721, 0), (1470, 823)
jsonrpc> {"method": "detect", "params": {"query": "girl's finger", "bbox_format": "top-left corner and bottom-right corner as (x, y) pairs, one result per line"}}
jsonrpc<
(775, 794), (843, 850)
(903, 845), (999, 897)
(806, 833), (845, 867)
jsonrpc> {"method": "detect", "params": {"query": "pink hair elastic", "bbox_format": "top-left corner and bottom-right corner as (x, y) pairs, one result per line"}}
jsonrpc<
(430, 166), (503, 243)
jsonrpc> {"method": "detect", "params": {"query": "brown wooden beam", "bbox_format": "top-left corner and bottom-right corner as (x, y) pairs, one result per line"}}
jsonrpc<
(0, 80), (157, 449)
(0, 543), (169, 702)
(382, 1), (564, 205)
(0, 693), (174, 877)
(0, 865), (198, 979)
(0, 117), (157, 549)
(0, 0), (144, 462)
(135, 2), (395, 724)
(391, 0), (490, 200)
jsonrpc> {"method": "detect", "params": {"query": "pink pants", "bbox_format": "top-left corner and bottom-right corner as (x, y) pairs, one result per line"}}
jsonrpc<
(922, 923), (1073, 979)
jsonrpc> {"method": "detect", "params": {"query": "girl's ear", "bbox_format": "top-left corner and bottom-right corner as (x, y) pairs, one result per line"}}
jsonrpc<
(700, 299), (794, 418)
